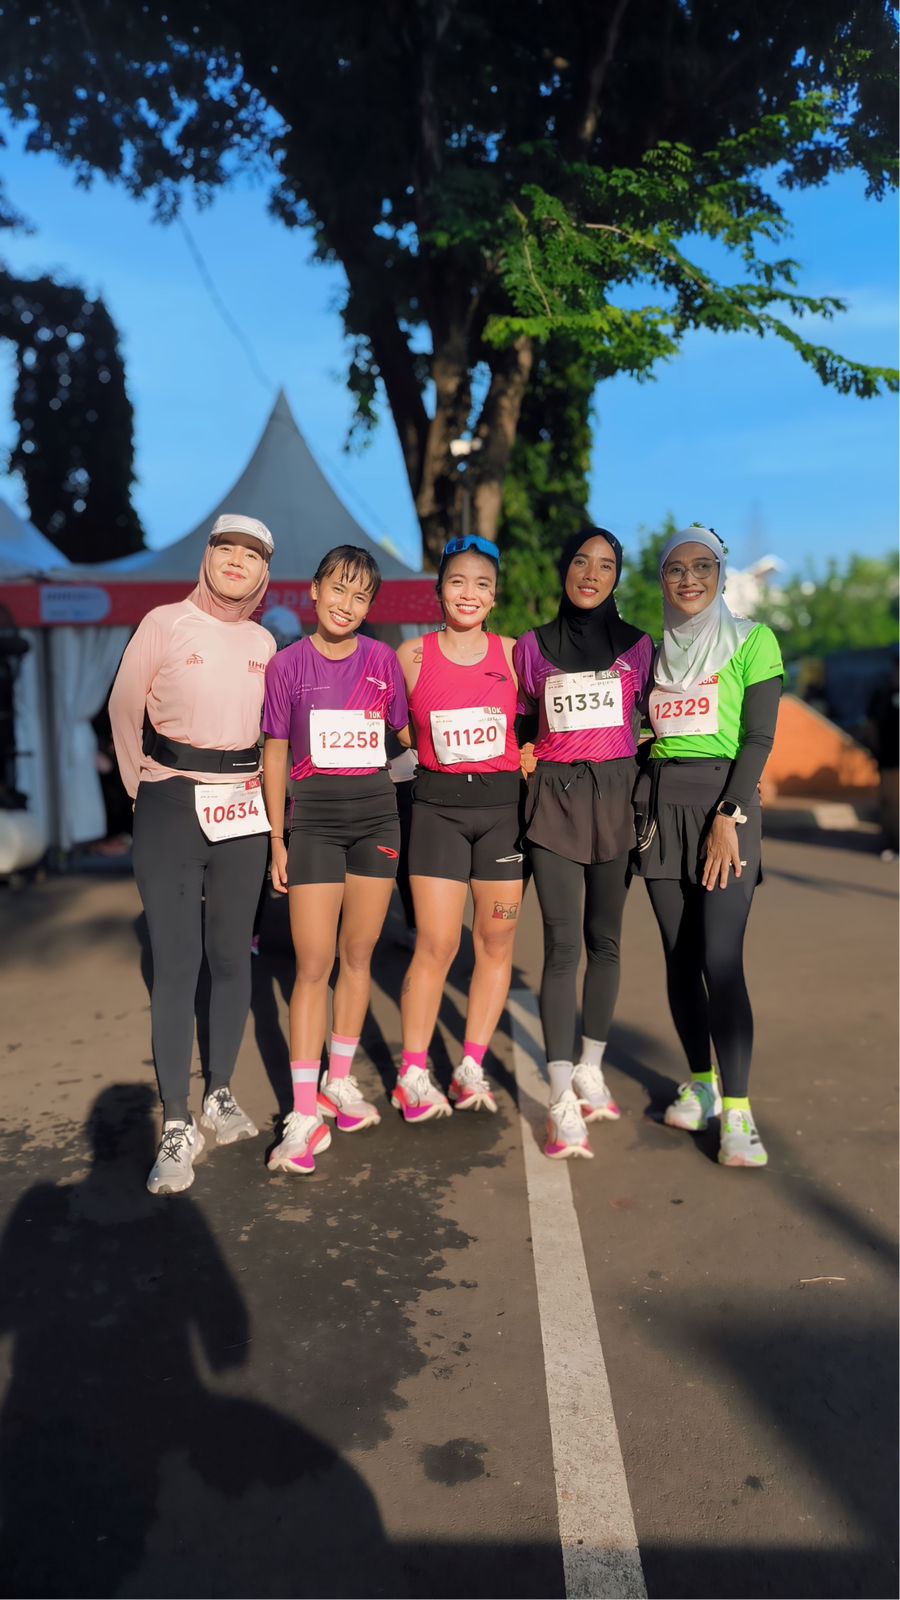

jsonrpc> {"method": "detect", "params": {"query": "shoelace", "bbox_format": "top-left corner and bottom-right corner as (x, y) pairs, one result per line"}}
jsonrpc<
(209, 1088), (239, 1119)
(329, 1074), (363, 1101)
(459, 1060), (488, 1088)
(576, 1062), (606, 1093)
(554, 1092), (586, 1141)
(159, 1126), (189, 1163)
(407, 1065), (439, 1104)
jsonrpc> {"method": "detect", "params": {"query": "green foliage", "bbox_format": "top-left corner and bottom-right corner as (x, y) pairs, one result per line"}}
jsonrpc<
(0, 270), (145, 561)
(614, 520), (677, 643)
(755, 554), (900, 662)
(0, 0), (896, 557)
(493, 336), (593, 635)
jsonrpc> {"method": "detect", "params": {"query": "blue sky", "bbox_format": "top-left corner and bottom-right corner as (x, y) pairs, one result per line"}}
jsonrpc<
(0, 131), (896, 576)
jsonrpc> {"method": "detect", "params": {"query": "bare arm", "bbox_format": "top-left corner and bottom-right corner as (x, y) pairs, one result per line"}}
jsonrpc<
(263, 738), (290, 894)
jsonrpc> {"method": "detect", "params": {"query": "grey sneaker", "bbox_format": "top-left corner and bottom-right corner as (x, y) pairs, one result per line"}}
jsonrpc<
(718, 1107), (768, 1167)
(572, 1061), (621, 1123)
(664, 1079), (722, 1131)
(200, 1086), (259, 1145)
(147, 1120), (206, 1196)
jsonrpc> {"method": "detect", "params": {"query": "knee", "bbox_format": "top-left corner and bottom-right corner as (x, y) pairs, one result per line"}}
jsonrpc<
(338, 935), (377, 973)
(585, 932), (620, 965)
(543, 924), (579, 973)
(474, 923), (516, 964)
(294, 953), (334, 987)
(415, 928), (460, 969)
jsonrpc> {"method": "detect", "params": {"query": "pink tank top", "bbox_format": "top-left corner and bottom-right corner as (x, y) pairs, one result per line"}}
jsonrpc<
(410, 630), (520, 774)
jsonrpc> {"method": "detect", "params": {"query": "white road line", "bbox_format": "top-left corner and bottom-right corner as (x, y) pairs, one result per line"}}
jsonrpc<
(507, 989), (647, 1600)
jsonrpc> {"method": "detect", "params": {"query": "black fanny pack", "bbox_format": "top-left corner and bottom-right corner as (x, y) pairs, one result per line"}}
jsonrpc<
(142, 709), (260, 776)
(413, 766), (522, 808)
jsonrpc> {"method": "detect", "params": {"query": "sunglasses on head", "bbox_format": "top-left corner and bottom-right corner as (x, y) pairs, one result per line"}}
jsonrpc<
(442, 535), (501, 564)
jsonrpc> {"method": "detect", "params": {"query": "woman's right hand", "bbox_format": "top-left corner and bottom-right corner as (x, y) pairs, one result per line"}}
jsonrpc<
(270, 837), (289, 894)
(520, 742), (537, 779)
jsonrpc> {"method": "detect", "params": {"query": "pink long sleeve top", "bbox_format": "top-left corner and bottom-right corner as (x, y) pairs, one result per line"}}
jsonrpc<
(108, 599), (276, 797)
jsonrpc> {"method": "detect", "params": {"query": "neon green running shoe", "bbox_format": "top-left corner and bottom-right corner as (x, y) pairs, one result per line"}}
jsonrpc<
(664, 1079), (722, 1131)
(718, 1108), (768, 1167)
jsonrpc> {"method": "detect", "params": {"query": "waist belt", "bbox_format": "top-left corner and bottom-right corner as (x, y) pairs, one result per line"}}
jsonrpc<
(413, 767), (522, 807)
(142, 709), (260, 776)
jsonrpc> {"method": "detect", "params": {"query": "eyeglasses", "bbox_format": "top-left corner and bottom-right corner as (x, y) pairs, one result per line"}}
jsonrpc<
(443, 535), (501, 564)
(662, 558), (719, 582)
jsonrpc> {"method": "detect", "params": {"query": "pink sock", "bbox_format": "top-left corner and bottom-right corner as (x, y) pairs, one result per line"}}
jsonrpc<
(291, 1060), (320, 1117)
(400, 1049), (428, 1075)
(464, 1040), (487, 1066)
(328, 1033), (359, 1081)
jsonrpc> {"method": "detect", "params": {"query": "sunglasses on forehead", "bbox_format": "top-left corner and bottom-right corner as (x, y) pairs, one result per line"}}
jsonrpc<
(442, 535), (501, 564)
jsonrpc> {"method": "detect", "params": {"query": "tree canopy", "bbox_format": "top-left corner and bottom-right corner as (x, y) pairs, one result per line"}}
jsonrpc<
(0, 0), (896, 571)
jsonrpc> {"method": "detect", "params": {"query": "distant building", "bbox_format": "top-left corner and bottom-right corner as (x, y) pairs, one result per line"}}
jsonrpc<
(723, 555), (785, 618)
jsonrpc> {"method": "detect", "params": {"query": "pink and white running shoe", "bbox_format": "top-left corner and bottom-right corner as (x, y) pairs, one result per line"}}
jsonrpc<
(572, 1061), (621, 1123)
(544, 1088), (593, 1160)
(449, 1056), (498, 1114)
(267, 1111), (331, 1175)
(318, 1073), (381, 1133)
(391, 1064), (452, 1123)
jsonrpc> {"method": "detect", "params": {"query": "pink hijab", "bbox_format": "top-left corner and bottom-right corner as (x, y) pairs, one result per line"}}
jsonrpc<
(190, 540), (271, 623)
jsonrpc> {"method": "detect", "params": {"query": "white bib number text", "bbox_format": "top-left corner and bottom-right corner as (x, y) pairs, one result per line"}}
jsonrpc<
(648, 678), (720, 737)
(310, 707), (386, 769)
(545, 670), (624, 733)
(195, 777), (269, 842)
(430, 707), (508, 765)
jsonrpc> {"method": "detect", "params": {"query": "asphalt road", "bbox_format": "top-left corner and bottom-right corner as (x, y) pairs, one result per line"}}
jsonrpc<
(0, 828), (896, 1599)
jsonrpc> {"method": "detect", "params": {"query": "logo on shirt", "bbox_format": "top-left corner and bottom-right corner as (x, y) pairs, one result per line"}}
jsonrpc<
(366, 675), (388, 691)
(486, 670), (509, 684)
(186, 653), (204, 666)
(247, 659), (267, 674)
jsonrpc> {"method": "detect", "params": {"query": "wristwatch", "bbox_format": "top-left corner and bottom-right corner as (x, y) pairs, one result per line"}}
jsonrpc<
(717, 800), (747, 824)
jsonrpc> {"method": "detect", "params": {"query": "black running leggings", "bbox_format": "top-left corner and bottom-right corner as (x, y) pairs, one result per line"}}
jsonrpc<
(530, 846), (631, 1062)
(645, 877), (754, 1099)
(132, 778), (268, 1121)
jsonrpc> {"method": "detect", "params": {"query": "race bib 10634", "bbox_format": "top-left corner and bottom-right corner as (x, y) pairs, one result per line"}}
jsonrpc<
(430, 706), (508, 765)
(310, 707), (386, 768)
(544, 670), (624, 733)
(194, 777), (269, 842)
(648, 677), (720, 737)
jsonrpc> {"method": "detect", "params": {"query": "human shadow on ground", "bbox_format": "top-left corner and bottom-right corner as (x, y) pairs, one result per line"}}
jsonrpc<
(0, 1085), (390, 1600)
(635, 1300), (898, 1600)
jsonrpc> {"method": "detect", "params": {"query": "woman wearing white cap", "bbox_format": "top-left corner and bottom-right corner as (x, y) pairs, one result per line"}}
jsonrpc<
(633, 526), (783, 1167)
(109, 514), (277, 1194)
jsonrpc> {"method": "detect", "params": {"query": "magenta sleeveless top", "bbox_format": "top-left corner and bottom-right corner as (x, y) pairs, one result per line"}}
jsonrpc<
(409, 630), (520, 774)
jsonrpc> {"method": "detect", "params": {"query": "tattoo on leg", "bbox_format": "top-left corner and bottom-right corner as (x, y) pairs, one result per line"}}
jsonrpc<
(492, 901), (519, 921)
(401, 974), (412, 995)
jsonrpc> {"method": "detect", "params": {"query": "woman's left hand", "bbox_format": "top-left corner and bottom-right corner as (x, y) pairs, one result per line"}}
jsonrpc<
(520, 742), (537, 779)
(702, 814), (743, 891)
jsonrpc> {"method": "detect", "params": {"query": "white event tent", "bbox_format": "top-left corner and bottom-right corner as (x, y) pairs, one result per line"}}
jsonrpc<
(1, 391), (436, 858)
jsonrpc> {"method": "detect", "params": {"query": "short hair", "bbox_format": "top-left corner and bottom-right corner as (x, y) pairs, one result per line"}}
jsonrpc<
(312, 545), (382, 601)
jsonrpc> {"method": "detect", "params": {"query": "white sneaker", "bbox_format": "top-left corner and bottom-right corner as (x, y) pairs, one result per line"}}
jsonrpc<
(318, 1072), (381, 1133)
(664, 1079), (722, 1131)
(572, 1061), (621, 1122)
(267, 1111), (332, 1175)
(544, 1088), (593, 1160)
(391, 1064), (453, 1123)
(449, 1056), (498, 1113)
(147, 1120), (206, 1195)
(200, 1086), (259, 1145)
(718, 1107), (768, 1167)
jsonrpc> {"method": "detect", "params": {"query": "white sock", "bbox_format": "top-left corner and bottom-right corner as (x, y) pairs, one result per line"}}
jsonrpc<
(579, 1037), (607, 1069)
(548, 1060), (574, 1102)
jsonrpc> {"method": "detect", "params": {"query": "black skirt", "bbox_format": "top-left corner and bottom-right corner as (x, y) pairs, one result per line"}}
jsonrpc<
(523, 756), (638, 865)
(632, 758), (762, 891)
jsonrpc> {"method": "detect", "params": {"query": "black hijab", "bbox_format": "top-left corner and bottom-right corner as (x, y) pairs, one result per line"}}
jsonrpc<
(535, 527), (644, 672)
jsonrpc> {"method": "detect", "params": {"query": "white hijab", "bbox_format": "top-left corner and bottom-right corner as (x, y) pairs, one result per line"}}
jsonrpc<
(655, 527), (754, 691)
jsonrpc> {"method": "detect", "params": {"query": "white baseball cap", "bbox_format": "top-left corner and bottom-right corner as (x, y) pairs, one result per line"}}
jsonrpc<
(209, 513), (274, 556)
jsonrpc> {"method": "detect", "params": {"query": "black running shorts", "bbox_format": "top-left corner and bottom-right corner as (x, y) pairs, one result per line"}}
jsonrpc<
(408, 769), (525, 884)
(288, 772), (400, 885)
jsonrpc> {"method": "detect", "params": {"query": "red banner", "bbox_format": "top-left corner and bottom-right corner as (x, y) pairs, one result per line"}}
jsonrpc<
(1, 579), (441, 628)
